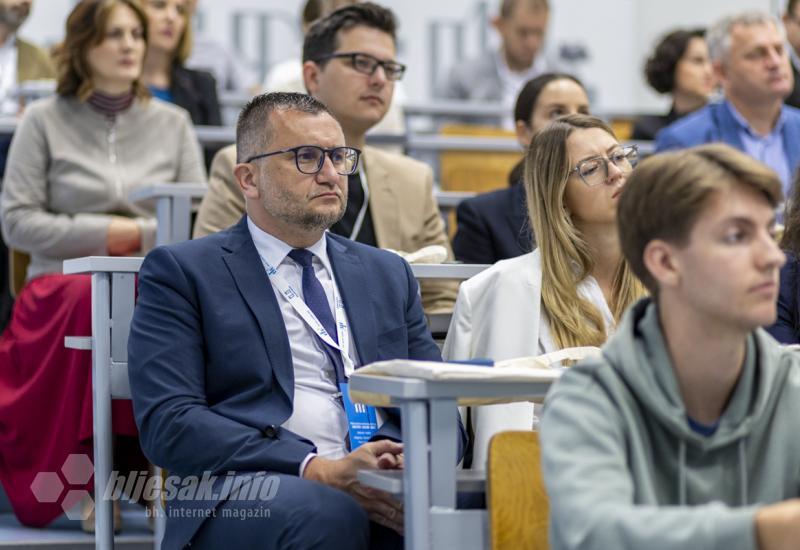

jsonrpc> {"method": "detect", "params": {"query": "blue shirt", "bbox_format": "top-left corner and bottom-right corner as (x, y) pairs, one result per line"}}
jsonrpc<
(686, 416), (719, 437)
(148, 86), (174, 104)
(726, 100), (791, 195)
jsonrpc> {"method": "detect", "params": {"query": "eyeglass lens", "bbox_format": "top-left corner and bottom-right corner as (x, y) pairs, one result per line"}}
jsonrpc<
(351, 53), (404, 80)
(296, 146), (358, 175)
(578, 148), (637, 186)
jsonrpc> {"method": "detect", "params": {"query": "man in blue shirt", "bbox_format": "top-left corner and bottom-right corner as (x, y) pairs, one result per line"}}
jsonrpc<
(656, 11), (800, 196)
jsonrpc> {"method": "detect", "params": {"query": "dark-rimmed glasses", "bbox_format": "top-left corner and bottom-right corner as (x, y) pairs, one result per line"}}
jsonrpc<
(316, 52), (406, 81)
(570, 145), (639, 187)
(245, 146), (361, 176)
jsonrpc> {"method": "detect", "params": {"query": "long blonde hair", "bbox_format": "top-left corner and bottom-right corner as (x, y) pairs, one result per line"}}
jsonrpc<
(525, 114), (646, 349)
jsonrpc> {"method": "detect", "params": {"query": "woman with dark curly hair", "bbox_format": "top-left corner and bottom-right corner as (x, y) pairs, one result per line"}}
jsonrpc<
(632, 28), (714, 140)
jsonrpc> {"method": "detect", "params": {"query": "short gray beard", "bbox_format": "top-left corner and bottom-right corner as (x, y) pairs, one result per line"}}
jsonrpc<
(294, 207), (346, 233)
(260, 188), (348, 233)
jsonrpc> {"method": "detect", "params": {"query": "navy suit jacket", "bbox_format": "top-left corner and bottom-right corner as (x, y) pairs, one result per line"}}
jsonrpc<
(452, 183), (532, 265)
(128, 216), (466, 548)
(655, 101), (800, 180)
(767, 252), (799, 345)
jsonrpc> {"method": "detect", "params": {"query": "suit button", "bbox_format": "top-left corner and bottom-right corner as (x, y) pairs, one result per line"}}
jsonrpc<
(263, 425), (278, 438)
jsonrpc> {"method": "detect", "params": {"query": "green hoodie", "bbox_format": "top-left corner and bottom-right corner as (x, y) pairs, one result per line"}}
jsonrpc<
(541, 298), (800, 550)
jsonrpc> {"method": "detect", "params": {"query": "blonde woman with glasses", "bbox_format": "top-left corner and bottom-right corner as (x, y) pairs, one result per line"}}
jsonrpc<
(443, 114), (647, 469)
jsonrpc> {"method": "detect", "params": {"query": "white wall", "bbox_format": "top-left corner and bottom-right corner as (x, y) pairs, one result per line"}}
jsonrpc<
(18, 0), (786, 113)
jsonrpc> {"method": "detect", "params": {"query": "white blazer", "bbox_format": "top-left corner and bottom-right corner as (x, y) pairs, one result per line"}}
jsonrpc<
(442, 251), (547, 470)
(443, 250), (613, 470)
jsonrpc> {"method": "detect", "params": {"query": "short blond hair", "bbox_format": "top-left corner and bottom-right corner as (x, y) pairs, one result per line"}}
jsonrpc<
(618, 144), (783, 293)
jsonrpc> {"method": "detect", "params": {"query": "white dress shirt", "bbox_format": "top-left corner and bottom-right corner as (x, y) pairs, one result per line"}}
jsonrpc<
(247, 218), (359, 474)
(0, 35), (18, 116)
(495, 48), (548, 129)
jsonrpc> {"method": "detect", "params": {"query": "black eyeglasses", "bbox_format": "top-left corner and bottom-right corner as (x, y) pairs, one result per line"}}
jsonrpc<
(316, 52), (406, 81)
(245, 145), (361, 176)
(570, 145), (639, 187)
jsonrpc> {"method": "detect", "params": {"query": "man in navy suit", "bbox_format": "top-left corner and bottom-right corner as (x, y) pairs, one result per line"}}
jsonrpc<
(128, 92), (464, 549)
(656, 11), (800, 196)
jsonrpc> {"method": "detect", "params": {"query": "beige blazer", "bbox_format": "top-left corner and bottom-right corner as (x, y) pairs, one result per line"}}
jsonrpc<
(193, 144), (457, 313)
(17, 38), (55, 82)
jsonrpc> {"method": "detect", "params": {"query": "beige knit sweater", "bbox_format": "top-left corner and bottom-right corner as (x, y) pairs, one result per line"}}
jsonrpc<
(1, 95), (206, 280)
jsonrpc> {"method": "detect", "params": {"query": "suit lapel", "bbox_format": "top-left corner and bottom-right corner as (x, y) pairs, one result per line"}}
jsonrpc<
(507, 184), (531, 252)
(783, 112), (800, 176)
(327, 235), (378, 367)
(17, 42), (32, 82)
(363, 147), (399, 248)
(715, 102), (746, 150)
(221, 218), (294, 400)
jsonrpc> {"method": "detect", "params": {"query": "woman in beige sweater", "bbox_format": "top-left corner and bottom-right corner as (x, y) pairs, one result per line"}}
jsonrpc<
(0, 0), (205, 529)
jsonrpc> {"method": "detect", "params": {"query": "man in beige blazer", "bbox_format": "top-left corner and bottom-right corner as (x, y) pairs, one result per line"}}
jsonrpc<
(0, 1), (55, 112)
(194, 3), (456, 313)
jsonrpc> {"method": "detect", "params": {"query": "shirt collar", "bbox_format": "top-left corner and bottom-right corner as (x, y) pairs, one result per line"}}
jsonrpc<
(495, 47), (543, 79)
(247, 216), (332, 273)
(725, 99), (786, 138)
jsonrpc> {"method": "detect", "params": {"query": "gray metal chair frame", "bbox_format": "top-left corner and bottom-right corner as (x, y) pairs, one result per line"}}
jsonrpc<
(63, 257), (150, 550)
(59, 258), (487, 550)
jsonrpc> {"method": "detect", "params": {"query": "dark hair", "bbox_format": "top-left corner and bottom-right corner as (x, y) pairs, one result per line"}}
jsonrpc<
(514, 72), (586, 125)
(782, 170), (800, 254)
(236, 92), (334, 163)
(302, 0), (357, 27)
(789, 0), (800, 17)
(618, 144), (782, 293)
(644, 28), (705, 95)
(56, 0), (149, 100)
(500, 0), (549, 19)
(302, 2), (397, 64)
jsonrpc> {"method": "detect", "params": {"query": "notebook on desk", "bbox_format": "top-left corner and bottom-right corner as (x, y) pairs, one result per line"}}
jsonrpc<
(350, 346), (600, 406)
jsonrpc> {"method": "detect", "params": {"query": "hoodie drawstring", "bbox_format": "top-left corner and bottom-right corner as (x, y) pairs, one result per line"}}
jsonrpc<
(677, 438), (749, 506)
(678, 440), (686, 505)
(738, 439), (748, 505)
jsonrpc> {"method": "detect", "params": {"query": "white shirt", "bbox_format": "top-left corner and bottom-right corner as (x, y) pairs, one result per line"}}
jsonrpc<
(537, 275), (615, 356)
(247, 218), (358, 474)
(495, 48), (548, 130)
(0, 35), (18, 116)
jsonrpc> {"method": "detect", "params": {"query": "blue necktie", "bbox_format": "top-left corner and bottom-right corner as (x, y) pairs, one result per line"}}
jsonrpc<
(287, 248), (346, 384)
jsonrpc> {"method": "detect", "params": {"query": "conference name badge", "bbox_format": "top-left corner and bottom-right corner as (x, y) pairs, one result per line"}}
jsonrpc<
(339, 383), (379, 450)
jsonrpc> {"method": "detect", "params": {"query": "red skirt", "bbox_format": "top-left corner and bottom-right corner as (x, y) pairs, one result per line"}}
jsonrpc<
(0, 274), (140, 527)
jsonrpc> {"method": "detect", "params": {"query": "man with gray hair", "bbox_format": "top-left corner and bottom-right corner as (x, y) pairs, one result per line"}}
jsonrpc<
(656, 10), (800, 196)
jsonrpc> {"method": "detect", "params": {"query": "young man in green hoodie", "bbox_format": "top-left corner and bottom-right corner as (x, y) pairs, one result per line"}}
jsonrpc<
(540, 143), (800, 550)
